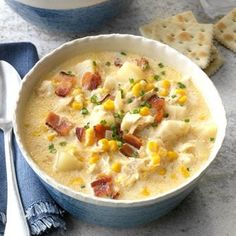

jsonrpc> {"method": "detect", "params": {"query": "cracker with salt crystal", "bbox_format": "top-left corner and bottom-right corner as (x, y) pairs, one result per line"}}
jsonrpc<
(151, 20), (213, 69)
(204, 51), (224, 76)
(140, 11), (197, 39)
(214, 8), (236, 52)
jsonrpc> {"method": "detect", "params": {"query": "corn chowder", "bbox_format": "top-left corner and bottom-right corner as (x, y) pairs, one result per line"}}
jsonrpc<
(22, 51), (217, 200)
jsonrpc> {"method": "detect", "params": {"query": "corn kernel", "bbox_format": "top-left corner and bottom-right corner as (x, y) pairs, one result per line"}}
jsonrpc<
(180, 165), (190, 178)
(89, 153), (100, 164)
(140, 106), (150, 116)
(103, 99), (115, 111)
(70, 177), (84, 186)
(109, 140), (118, 152)
(71, 101), (83, 110)
(162, 80), (171, 89)
(72, 88), (81, 96)
(171, 173), (177, 180)
(158, 167), (167, 175)
(159, 88), (169, 97)
(31, 125), (48, 137)
(85, 128), (95, 146)
(146, 83), (154, 91)
(47, 133), (56, 141)
(147, 141), (159, 152)
(98, 138), (110, 152)
(111, 162), (122, 173)
(167, 151), (178, 162)
(132, 82), (142, 97)
(178, 95), (187, 105)
(151, 153), (161, 166)
(158, 147), (167, 157)
(175, 89), (186, 96)
(141, 187), (150, 196)
(199, 113), (206, 120)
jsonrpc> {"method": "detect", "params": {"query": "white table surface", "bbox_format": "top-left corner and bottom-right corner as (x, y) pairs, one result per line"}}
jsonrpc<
(0, 1), (235, 235)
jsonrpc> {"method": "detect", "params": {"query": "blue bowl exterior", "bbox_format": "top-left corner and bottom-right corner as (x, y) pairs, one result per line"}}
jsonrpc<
(5, 0), (133, 33)
(42, 179), (196, 227)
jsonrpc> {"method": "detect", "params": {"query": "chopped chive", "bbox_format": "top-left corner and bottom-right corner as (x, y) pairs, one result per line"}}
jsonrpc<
(132, 151), (139, 158)
(80, 185), (86, 189)
(140, 101), (151, 108)
(117, 141), (123, 148)
(132, 108), (140, 114)
(171, 94), (177, 98)
(177, 82), (186, 89)
(81, 107), (89, 115)
(154, 75), (161, 81)
(151, 122), (158, 127)
(187, 168), (190, 172)
(59, 141), (67, 146)
(90, 95), (98, 104)
(127, 98), (133, 104)
(210, 137), (215, 142)
(154, 87), (159, 92)
(161, 71), (166, 75)
(93, 61), (97, 66)
(164, 113), (169, 118)
(184, 118), (190, 123)
(105, 61), (111, 66)
(48, 144), (57, 154)
(129, 78), (134, 84)
(84, 122), (90, 129)
(120, 51), (127, 56)
(100, 120), (107, 125)
(120, 88), (125, 99)
(67, 70), (73, 75)
(158, 62), (164, 68)
(140, 90), (145, 96)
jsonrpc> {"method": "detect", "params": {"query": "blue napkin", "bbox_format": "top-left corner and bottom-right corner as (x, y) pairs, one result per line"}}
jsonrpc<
(0, 42), (66, 235)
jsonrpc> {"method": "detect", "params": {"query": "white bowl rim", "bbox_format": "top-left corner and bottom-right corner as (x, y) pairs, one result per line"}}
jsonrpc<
(15, 0), (110, 10)
(13, 34), (227, 208)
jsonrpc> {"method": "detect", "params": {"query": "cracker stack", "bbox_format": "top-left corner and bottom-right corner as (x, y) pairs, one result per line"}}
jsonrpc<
(140, 11), (224, 76)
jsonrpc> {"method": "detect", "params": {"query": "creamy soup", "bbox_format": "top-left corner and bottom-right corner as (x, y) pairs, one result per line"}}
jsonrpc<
(22, 51), (217, 200)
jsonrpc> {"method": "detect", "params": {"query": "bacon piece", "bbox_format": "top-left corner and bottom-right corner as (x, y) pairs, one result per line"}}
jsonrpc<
(94, 124), (106, 141)
(75, 127), (85, 142)
(91, 176), (119, 199)
(123, 134), (142, 149)
(119, 143), (134, 157)
(136, 57), (150, 71)
(46, 112), (73, 136)
(81, 72), (102, 90)
(147, 95), (165, 123)
(114, 58), (123, 67)
(55, 71), (77, 97)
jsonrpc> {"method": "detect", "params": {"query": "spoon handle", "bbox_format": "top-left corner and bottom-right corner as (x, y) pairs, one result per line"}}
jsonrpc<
(4, 128), (30, 236)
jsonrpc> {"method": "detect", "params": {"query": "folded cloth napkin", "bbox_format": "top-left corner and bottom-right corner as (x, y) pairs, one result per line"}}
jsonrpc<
(0, 42), (66, 235)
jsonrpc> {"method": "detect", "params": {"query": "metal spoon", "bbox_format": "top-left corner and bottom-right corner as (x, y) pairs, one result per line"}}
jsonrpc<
(0, 61), (30, 236)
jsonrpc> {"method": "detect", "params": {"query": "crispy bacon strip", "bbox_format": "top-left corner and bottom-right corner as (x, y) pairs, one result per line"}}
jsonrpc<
(75, 127), (85, 142)
(94, 124), (106, 141)
(81, 72), (102, 90)
(119, 143), (134, 157)
(136, 57), (150, 71)
(46, 112), (73, 136)
(55, 71), (77, 97)
(123, 134), (142, 149)
(147, 95), (165, 123)
(91, 176), (119, 199)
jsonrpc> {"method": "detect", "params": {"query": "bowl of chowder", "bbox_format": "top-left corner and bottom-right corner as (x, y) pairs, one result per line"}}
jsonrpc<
(14, 34), (226, 227)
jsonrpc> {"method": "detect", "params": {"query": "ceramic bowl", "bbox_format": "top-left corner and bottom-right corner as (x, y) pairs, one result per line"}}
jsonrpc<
(13, 34), (227, 227)
(5, 0), (133, 33)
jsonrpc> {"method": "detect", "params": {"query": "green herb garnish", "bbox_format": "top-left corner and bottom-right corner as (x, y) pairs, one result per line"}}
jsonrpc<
(100, 120), (107, 126)
(129, 78), (134, 84)
(59, 141), (67, 146)
(114, 112), (124, 120)
(177, 82), (186, 89)
(132, 108), (140, 114)
(93, 61), (97, 66)
(161, 71), (166, 75)
(171, 94), (177, 99)
(81, 107), (89, 115)
(154, 87), (159, 92)
(140, 90), (145, 96)
(84, 122), (90, 129)
(140, 101), (151, 108)
(158, 62), (164, 68)
(80, 185), (86, 189)
(210, 137), (215, 142)
(117, 141), (123, 148)
(132, 151), (139, 158)
(164, 113), (169, 118)
(120, 88), (125, 99)
(90, 95), (98, 104)
(154, 75), (161, 81)
(120, 51), (127, 56)
(151, 122), (158, 127)
(127, 98), (133, 104)
(184, 118), (190, 123)
(48, 144), (57, 154)
(105, 61), (111, 66)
